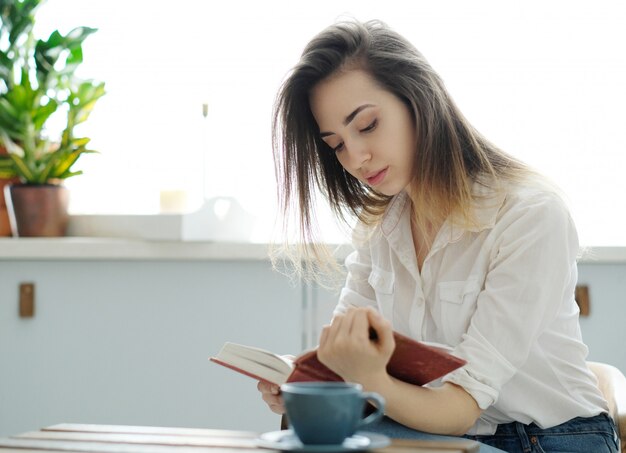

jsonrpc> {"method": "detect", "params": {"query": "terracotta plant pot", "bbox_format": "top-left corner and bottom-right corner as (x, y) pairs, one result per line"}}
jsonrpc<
(4, 184), (70, 237)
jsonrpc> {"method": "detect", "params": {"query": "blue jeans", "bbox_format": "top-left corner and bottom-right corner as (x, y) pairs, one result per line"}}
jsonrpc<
(367, 417), (506, 453)
(367, 413), (619, 453)
(463, 413), (619, 453)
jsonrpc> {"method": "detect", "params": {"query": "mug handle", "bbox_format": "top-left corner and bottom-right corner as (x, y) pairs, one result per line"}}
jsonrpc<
(358, 392), (385, 428)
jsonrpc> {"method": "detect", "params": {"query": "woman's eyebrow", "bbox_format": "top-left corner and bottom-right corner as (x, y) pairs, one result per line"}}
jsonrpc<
(320, 104), (375, 137)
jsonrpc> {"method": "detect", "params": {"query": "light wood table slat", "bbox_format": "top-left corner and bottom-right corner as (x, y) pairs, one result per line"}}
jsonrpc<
(0, 437), (258, 453)
(43, 425), (256, 439)
(14, 432), (257, 449)
(0, 424), (481, 453)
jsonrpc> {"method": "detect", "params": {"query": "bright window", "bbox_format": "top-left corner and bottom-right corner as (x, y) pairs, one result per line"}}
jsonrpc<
(35, 0), (626, 245)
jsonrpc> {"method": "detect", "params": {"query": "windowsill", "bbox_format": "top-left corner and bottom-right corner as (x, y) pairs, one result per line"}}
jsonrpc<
(0, 237), (273, 261)
(577, 247), (626, 264)
(0, 237), (623, 263)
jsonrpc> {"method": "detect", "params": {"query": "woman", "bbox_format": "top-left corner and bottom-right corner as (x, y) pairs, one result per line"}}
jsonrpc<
(259, 19), (619, 453)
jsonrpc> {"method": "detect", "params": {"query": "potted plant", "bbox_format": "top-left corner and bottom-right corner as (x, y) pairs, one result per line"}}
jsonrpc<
(0, 0), (105, 237)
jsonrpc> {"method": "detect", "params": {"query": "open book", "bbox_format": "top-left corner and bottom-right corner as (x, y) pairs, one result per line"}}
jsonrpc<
(210, 331), (466, 386)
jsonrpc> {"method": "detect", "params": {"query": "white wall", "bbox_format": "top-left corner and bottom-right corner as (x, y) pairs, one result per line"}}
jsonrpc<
(577, 263), (626, 371)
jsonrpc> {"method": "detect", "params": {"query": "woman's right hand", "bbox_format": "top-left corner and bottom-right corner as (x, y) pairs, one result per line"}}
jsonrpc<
(257, 380), (285, 414)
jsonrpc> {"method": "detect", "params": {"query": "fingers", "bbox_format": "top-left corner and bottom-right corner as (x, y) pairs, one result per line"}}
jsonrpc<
(326, 313), (345, 343)
(257, 380), (280, 395)
(322, 307), (377, 350)
(350, 309), (371, 341)
(366, 308), (395, 354)
(267, 398), (285, 414)
(330, 308), (362, 330)
(257, 381), (285, 415)
(318, 306), (393, 383)
(319, 324), (330, 347)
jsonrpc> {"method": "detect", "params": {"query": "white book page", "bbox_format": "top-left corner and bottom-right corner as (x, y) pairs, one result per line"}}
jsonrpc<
(217, 343), (294, 382)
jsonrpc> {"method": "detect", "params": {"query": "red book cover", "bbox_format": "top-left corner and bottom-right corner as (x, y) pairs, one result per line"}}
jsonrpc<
(209, 357), (277, 384)
(287, 331), (466, 385)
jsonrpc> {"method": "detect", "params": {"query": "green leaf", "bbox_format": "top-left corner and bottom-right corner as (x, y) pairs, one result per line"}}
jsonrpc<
(8, 153), (35, 181)
(44, 29), (64, 47)
(51, 148), (82, 177)
(7, 0), (40, 47)
(0, 167), (18, 178)
(57, 169), (82, 179)
(64, 26), (97, 48)
(0, 119), (23, 140)
(0, 155), (17, 179)
(8, 83), (37, 111)
(36, 150), (59, 182)
(69, 137), (90, 147)
(34, 31), (63, 87)
(0, 50), (12, 84)
(31, 98), (57, 130)
(0, 131), (25, 157)
(66, 45), (83, 66)
(67, 80), (106, 125)
(18, 67), (33, 94)
(0, 96), (21, 118)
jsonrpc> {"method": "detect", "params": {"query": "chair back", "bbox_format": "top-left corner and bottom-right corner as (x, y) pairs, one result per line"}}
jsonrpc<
(588, 361), (626, 452)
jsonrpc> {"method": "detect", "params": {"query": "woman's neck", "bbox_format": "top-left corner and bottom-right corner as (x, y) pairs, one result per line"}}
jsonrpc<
(409, 206), (444, 272)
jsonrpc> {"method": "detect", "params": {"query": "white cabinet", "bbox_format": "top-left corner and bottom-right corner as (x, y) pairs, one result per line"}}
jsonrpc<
(0, 258), (302, 436)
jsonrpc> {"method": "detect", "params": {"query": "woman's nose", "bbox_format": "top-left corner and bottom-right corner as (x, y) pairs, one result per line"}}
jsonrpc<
(344, 138), (371, 169)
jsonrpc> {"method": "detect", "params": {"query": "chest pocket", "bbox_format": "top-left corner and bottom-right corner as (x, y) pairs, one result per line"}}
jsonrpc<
(368, 267), (395, 313)
(437, 280), (481, 345)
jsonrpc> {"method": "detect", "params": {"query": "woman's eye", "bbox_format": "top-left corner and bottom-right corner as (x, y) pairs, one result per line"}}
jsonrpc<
(333, 142), (344, 152)
(361, 119), (377, 132)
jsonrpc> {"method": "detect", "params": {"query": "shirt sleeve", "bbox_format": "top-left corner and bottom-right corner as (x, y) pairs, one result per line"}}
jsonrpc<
(442, 191), (580, 409)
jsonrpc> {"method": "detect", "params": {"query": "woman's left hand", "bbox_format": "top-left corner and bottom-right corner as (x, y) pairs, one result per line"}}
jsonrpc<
(317, 307), (395, 384)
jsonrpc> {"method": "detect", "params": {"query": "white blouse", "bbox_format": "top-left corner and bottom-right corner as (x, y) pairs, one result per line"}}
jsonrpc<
(334, 181), (608, 435)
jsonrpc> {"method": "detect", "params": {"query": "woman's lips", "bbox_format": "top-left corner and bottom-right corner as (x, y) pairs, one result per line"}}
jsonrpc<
(366, 167), (388, 186)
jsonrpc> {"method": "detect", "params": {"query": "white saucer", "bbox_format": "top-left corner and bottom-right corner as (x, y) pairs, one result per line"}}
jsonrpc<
(256, 430), (390, 452)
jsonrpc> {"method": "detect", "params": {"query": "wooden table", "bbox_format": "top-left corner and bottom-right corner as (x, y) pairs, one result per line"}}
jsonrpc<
(0, 423), (481, 453)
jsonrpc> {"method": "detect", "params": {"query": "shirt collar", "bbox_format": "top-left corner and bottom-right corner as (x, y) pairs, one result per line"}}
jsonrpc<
(380, 192), (410, 237)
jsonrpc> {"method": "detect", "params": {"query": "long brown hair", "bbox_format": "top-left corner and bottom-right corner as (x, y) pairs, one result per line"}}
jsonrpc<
(272, 19), (530, 281)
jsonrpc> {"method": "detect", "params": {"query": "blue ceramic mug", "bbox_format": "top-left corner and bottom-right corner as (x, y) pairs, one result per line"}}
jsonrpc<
(280, 382), (385, 445)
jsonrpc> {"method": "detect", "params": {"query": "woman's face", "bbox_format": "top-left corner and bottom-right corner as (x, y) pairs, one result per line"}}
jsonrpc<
(309, 69), (417, 196)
